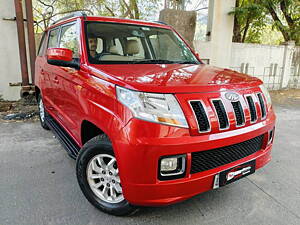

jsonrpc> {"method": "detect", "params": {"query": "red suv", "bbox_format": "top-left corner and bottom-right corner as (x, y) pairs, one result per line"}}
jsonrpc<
(35, 12), (276, 216)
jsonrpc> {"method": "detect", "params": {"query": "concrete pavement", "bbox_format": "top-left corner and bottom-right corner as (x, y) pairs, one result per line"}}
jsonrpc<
(0, 103), (299, 225)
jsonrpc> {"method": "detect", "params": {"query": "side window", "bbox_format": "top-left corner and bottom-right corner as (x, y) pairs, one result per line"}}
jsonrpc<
(59, 23), (79, 58)
(37, 31), (47, 56)
(48, 28), (59, 48)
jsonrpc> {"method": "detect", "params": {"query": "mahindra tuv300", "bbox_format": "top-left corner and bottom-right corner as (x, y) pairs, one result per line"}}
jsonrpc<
(35, 13), (276, 216)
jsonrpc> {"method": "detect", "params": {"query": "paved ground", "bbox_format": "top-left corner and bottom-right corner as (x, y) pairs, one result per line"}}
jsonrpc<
(0, 103), (300, 225)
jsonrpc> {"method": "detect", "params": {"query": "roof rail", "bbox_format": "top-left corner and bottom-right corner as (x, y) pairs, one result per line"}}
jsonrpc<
(51, 11), (87, 25)
(153, 21), (169, 25)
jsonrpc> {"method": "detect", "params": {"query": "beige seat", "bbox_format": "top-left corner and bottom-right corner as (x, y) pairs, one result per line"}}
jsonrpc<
(109, 45), (119, 55)
(100, 40), (142, 61)
(124, 40), (140, 55)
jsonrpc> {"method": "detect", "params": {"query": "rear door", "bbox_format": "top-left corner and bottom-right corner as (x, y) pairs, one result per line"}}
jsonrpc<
(35, 31), (49, 103)
(43, 27), (60, 117)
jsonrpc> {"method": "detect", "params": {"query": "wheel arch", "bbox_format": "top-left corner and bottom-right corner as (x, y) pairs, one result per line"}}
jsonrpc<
(35, 86), (41, 101)
(81, 120), (106, 146)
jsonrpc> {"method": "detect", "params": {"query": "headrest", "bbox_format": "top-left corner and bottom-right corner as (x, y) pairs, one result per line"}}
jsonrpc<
(109, 45), (118, 54)
(125, 40), (139, 55)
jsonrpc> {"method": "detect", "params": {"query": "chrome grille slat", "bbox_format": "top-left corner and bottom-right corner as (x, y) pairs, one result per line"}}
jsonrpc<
(212, 100), (229, 130)
(231, 101), (245, 126)
(257, 93), (266, 119)
(189, 101), (210, 132)
(246, 95), (257, 122)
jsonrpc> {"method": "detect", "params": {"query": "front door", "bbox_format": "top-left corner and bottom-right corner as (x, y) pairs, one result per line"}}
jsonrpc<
(53, 21), (84, 141)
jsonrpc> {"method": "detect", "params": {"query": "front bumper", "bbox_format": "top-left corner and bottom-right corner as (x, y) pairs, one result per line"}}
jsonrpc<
(124, 144), (272, 206)
(112, 110), (275, 206)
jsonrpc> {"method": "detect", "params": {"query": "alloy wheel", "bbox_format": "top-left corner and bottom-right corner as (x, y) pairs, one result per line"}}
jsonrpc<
(86, 154), (124, 204)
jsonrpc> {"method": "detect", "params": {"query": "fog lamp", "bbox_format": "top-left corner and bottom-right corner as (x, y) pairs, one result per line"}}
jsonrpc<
(161, 158), (178, 171)
(159, 155), (186, 180)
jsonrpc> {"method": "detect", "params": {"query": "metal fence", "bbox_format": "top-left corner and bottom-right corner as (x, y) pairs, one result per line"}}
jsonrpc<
(230, 45), (300, 90)
(289, 65), (300, 89)
(288, 47), (300, 89)
(230, 64), (283, 90)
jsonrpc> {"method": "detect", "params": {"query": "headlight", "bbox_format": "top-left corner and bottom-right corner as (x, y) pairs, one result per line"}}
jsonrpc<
(116, 86), (188, 128)
(259, 84), (272, 105)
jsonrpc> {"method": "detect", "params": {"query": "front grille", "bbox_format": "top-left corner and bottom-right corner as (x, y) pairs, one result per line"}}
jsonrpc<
(212, 100), (229, 129)
(189, 92), (267, 133)
(257, 93), (266, 118)
(190, 101), (210, 132)
(246, 96), (257, 122)
(191, 135), (264, 174)
(231, 101), (245, 126)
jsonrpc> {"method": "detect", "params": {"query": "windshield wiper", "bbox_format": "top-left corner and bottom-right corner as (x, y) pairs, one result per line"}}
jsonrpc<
(174, 61), (199, 64)
(131, 59), (176, 64)
(131, 59), (199, 64)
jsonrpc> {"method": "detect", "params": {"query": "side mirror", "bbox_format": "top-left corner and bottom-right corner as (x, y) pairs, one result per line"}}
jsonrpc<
(47, 48), (79, 69)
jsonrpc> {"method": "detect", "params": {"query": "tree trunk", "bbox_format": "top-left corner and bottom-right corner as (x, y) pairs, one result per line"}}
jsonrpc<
(266, 2), (290, 42)
(279, 1), (294, 28)
(121, 0), (134, 18)
(232, 0), (242, 42)
(242, 17), (251, 43)
(130, 0), (140, 19)
(104, 5), (115, 17)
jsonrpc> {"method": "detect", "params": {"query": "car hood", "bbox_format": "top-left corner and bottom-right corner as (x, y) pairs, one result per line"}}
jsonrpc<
(89, 63), (262, 93)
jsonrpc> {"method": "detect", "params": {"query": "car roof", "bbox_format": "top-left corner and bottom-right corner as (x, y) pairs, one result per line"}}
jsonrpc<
(46, 15), (171, 31)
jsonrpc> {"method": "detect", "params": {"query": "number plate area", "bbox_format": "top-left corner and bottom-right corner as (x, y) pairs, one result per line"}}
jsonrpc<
(213, 160), (256, 189)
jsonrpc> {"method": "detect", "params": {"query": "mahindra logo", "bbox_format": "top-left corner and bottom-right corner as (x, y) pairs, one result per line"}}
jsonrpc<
(225, 92), (239, 101)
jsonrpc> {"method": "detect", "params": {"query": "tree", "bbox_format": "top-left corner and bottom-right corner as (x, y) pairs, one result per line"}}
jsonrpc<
(230, 0), (266, 43)
(231, 0), (300, 45)
(264, 0), (300, 44)
(33, 0), (159, 33)
(33, 0), (93, 32)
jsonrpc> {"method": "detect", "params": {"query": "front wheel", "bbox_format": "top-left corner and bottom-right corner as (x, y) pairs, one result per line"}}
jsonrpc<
(76, 134), (138, 216)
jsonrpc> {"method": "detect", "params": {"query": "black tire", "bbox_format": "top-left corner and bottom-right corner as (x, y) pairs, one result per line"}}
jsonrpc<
(37, 94), (50, 130)
(76, 134), (138, 216)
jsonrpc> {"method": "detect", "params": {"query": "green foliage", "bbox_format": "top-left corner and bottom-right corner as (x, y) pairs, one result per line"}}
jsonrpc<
(260, 25), (284, 45)
(230, 0), (268, 43)
(33, 0), (159, 33)
(231, 0), (300, 45)
(230, 2), (265, 24)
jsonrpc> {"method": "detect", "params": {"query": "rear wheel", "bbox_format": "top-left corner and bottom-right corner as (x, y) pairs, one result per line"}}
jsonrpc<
(37, 94), (50, 130)
(76, 134), (138, 216)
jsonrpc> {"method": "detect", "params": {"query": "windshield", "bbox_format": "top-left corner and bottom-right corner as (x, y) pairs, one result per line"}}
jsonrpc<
(85, 22), (200, 64)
